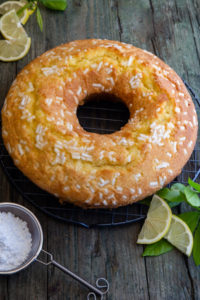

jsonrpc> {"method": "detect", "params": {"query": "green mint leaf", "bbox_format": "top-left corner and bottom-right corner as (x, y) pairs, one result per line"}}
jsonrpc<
(193, 222), (200, 266)
(40, 0), (67, 11)
(188, 178), (200, 193)
(157, 188), (184, 203)
(143, 239), (174, 256)
(36, 7), (43, 31)
(184, 186), (200, 208)
(178, 211), (200, 232)
(171, 183), (185, 192)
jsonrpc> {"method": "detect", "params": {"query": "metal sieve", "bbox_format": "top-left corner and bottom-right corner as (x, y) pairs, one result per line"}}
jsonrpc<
(0, 203), (109, 299)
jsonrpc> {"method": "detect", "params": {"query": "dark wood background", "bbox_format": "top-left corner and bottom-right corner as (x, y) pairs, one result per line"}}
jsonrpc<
(0, 0), (200, 299)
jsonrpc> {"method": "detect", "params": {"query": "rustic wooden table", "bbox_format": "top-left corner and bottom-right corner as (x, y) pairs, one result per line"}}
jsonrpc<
(0, 0), (200, 299)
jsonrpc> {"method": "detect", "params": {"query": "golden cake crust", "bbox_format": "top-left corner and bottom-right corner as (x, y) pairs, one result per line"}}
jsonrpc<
(1, 39), (198, 208)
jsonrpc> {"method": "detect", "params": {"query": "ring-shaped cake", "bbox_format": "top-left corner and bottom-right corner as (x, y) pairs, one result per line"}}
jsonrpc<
(2, 39), (198, 208)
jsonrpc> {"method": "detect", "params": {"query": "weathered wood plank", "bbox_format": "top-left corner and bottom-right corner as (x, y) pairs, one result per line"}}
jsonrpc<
(116, 0), (193, 299)
(0, 3), (48, 299)
(46, 1), (148, 299)
(0, 20), (17, 298)
(44, 1), (149, 299)
(140, 0), (200, 299)
(6, 9), (49, 300)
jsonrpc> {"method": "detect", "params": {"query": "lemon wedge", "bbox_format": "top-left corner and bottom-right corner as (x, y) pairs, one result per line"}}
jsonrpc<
(137, 194), (172, 244)
(165, 215), (193, 256)
(0, 37), (31, 61)
(0, 9), (28, 40)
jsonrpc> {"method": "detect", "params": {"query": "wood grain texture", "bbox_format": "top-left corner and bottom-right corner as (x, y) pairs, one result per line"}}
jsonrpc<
(0, 0), (200, 299)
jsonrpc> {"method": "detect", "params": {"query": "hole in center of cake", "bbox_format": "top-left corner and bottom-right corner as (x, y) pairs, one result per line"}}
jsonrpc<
(76, 93), (130, 134)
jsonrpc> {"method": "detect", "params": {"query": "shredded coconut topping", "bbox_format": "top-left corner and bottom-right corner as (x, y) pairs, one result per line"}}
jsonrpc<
(45, 98), (53, 106)
(106, 77), (115, 85)
(41, 65), (61, 76)
(188, 141), (193, 148)
(129, 73), (142, 89)
(98, 178), (109, 187)
(35, 124), (47, 149)
(134, 173), (141, 181)
(156, 162), (169, 170)
(127, 56), (134, 66)
(159, 176), (167, 186)
(149, 181), (158, 187)
(92, 83), (104, 90)
(17, 144), (24, 156)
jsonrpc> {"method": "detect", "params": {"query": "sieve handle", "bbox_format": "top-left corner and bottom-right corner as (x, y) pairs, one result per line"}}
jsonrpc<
(36, 249), (109, 299)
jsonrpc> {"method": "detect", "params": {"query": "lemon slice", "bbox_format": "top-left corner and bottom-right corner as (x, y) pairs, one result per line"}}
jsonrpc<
(0, 1), (29, 24)
(137, 194), (172, 244)
(164, 215), (193, 256)
(0, 9), (28, 40)
(0, 37), (31, 61)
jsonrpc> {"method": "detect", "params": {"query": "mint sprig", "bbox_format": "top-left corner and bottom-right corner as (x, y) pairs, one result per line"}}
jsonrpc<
(141, 178), (200, 265)
(17, 0), (67, 31)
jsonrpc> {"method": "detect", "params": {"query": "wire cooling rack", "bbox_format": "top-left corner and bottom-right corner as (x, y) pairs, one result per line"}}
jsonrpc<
(0, 81), (199, 228)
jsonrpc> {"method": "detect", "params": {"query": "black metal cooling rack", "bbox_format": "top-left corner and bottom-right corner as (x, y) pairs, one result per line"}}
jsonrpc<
(0, 81), (199, 228)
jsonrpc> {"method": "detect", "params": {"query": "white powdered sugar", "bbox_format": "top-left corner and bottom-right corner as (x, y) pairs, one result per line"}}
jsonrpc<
(0, 212), (32, 271)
